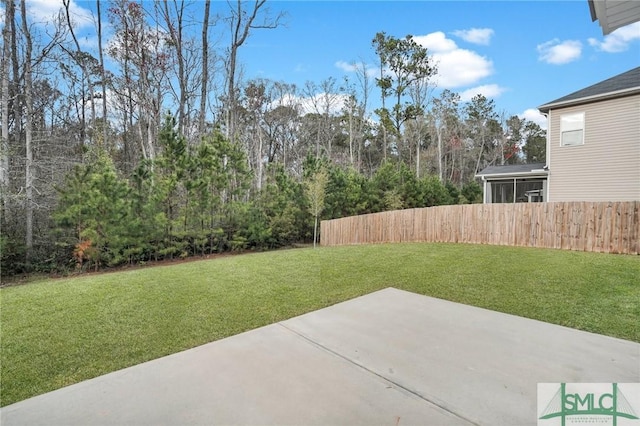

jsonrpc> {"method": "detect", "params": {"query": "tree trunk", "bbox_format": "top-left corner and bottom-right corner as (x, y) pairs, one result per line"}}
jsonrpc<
(379, 63), (387, 161)
(315, 115), (321, 158)
(257, 123), (263, 191)
(147, 115), (156, 161)
(20, 0), (33, 261)
(475, 132), (486, 176)
(162, 0), (186, 134)
(416, 130), (420, 179)
(137, 116), (147, 159)
(97, 0), (108, 146)
(10, 5), (21, 149)
(199, 0), (210, 135)
(313, 216), (318, 248)
(437, 125), (443, 182)
(348, 107), (354, 166)
(1, 0), (11, 217)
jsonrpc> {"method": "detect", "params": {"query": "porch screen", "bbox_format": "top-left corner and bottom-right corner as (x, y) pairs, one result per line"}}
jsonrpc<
(489, 178), (544, 203)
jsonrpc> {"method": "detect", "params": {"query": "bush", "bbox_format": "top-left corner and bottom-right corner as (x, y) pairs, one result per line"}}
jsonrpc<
(0, 235), (27, 278)
(461, 181), (483, 204)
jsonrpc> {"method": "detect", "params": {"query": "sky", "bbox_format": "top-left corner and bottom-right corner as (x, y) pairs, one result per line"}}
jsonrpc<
(8, 0), (640, 129)
(243, 1), (640, 127)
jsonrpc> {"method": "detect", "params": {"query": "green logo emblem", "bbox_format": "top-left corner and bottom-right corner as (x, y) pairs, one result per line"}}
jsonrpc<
(539, 383), (639, 426)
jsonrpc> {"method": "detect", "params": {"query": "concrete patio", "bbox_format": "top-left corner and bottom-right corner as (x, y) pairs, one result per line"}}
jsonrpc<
(2, 287), (638, 425)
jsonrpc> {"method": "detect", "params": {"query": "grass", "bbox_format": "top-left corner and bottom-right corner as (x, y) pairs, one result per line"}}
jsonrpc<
(1, 243), (639, 406)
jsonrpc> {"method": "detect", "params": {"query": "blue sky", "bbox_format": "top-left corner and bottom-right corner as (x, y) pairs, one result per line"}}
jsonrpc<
(241, 1), (640, 126)
(10, 0), (640, 128)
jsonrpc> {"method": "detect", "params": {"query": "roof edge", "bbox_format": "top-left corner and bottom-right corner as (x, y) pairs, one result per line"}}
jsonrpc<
(538, 86), (640, 113)
(475, 170), (549, 179)
(588, 0), (597, 22)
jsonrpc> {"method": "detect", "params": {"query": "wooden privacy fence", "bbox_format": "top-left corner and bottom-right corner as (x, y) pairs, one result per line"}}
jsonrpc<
(320, 201), (640, 255)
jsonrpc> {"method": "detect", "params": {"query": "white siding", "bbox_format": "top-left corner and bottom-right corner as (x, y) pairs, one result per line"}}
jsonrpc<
(547, 94), (640, 201)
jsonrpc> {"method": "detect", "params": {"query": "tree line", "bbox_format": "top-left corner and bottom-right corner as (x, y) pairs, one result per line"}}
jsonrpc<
(0, 0), (545, 277)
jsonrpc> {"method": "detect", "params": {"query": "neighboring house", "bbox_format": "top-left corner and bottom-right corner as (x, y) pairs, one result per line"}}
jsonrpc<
(538, 66), (640, 202)
(477, 66), (640, 203)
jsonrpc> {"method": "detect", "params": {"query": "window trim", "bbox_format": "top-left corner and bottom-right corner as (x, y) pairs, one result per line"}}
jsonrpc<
(560, 112), (585, 147)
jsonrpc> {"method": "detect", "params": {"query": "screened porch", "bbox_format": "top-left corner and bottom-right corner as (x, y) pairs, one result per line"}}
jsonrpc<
(475, 163), (548, 204)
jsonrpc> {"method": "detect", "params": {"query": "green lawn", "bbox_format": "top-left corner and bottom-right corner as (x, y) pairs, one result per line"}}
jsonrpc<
(1, 243), (639, 406)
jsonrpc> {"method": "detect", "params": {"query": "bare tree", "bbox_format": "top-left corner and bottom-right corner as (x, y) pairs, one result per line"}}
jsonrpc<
(62, 0), (96, 144)
(224, 0), (283, 141)
(108, 0), (169, 162)
(304, 78), (341, 160)
(344, 95), (356, 167)
(108, 0), (136, 168)
(160, 0), (187, 134)
(266, 81), (298, 170)
(429, 90), (460, 182)
(465, 94), (499, 176)
(343, 60), (371, 171)
(242, 79), (270, 190)
(318, 78), (341, 160)
(163, 1), (207, 141)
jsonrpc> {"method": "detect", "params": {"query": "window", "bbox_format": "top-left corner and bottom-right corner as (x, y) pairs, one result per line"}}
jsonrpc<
(560, 112), (584, 146)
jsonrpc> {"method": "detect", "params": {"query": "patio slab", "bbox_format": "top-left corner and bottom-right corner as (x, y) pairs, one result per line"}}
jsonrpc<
(2, 287), (639, 425)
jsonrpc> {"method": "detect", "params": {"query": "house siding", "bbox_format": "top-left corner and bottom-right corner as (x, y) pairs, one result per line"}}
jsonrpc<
(547, 94), (640, 202)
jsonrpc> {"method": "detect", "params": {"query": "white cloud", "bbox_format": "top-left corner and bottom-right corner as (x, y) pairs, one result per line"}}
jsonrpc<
(588, 21), (640, 53)
(519, 108), (547, 130)
(415, 31), (494, 88)
(335, 60), (357, 73)
(431, 50), (494, 88)
(452, 28), (494, 45)
(459, 84), (506, 102)
(414, 32), (458, 52)
(537, 39), (582, 65)
(28, 0), (93, 30)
